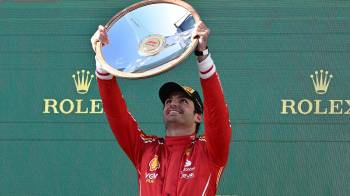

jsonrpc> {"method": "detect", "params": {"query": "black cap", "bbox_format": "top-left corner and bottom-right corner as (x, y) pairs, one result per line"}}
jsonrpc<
(159, 82), (203, 114)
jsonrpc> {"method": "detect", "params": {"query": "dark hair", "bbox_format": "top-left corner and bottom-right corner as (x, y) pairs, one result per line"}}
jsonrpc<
(195, 122), (201, 134)
(194, 108), (202, 134)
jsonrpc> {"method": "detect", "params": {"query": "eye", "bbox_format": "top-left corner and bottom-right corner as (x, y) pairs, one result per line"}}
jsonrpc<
(165, 99), (172, 105)
(180, 98), (189, 104)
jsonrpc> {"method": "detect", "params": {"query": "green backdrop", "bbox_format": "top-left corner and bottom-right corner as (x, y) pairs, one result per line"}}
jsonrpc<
(1, 0), (349, 195)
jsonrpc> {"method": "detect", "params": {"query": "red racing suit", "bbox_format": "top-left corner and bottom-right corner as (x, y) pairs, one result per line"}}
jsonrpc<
(97, 59), (232, 196)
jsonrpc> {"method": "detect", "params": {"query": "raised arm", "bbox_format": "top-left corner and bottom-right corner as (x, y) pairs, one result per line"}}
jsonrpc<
(92, 26), (149, 167)
(194, 22), (232, 166)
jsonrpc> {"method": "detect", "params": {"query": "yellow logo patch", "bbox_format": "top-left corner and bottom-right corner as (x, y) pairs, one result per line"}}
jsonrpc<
(149, 155), (160, 171)
(183, 86), (195, 94)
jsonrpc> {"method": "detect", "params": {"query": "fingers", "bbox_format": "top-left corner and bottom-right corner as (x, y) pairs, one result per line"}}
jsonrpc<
(98, 25), (105, 31)
(91, 25), (109, 52)
(196, 21), (207, 30)
(196, 21), (210, 34)
(192, 21), (210, 51)
(192, 21), (210, 39)
(196, 31), (209, 37)
(98, 25), (109, 45)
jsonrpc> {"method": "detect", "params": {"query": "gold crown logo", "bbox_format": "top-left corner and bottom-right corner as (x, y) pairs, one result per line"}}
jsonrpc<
(310, 69), (333, 95)
(72, 70), (94, 94)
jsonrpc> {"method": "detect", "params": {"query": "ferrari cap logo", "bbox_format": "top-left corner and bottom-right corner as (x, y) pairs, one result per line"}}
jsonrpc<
(183, 86), (195, 94)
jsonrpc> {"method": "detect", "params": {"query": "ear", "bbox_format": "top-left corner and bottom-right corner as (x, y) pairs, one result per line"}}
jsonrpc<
(194, 113), (202, 123)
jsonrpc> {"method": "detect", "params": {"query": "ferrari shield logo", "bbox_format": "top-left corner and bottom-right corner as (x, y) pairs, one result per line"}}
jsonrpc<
(149, 155), (160, 171)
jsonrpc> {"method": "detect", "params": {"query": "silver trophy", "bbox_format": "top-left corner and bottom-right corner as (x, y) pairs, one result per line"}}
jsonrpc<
(95, 0), (201, 79)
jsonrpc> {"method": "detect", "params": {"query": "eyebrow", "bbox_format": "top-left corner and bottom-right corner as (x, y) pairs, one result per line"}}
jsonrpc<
(167, 94), (191, 99)
(165, 97), (191, 104)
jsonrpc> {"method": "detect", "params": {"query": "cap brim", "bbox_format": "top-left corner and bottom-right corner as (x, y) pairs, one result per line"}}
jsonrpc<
(159, 82), (191, 104)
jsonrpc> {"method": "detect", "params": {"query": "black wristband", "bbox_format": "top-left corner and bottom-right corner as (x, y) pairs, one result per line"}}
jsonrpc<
(194, 46), (209, 56)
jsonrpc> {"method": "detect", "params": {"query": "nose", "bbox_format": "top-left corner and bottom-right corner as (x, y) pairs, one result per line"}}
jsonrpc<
(169, 100), (178, 108)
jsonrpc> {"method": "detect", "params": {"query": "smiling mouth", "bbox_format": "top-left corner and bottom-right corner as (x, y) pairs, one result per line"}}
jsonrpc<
(167, 109), (183, 115)
(169, 110), (179, 115)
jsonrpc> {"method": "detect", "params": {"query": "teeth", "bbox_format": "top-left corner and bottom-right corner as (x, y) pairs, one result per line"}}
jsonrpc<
(169, 110), (179, 115)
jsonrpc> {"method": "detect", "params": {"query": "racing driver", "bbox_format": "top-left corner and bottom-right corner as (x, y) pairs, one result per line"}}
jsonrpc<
(91, 20), (232, 196)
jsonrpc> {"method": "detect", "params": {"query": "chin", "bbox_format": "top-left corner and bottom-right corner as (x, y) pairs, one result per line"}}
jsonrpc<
(165, 118), (179, 123)
(164, 117), (183, 124)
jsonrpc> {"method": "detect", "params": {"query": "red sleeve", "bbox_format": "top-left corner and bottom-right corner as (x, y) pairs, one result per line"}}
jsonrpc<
(201, 73), (232, 166)
(97, 77), (149, 167)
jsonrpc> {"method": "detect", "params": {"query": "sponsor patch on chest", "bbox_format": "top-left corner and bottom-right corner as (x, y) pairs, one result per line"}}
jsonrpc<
(145, 155), (160, 183)
(180, 172), (195, 179)
(145, 172), (158, 183)
(180, 159), (196, 179)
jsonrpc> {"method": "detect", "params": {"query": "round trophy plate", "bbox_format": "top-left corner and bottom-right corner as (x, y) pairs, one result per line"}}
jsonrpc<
(95, 0), (201, 79)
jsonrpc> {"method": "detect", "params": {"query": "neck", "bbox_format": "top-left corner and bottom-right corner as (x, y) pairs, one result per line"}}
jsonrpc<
(166, 124), (195, 136)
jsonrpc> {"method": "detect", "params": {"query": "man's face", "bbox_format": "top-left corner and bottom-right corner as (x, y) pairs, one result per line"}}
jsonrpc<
(163, 91), (201, 131)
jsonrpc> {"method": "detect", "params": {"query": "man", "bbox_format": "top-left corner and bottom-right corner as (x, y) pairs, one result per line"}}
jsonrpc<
(91, 21), (232, 196)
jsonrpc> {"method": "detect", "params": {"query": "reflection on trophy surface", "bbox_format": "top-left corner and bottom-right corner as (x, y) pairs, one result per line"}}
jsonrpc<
(123, 11), (194, 72)
(95, 1), (200, 79)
